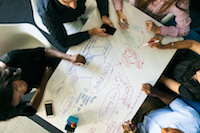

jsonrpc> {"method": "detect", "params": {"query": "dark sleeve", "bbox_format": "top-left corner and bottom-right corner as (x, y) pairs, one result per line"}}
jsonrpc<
(0, 47), (45, 66)
(17, 102), (37, 116)
(22, 105), (37, 116)
(96, 0), (109, 17)
(41, 16), (90, 49)
(179, 84), (195, 101)
(0, 102), (37, 121)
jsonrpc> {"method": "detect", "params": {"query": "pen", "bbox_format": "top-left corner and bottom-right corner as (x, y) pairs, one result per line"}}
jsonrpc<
(120, 19), (127, 27)
(142, 40), (160, 46)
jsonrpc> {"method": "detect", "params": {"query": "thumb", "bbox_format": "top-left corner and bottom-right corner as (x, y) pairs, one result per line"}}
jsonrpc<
(102, 28), (106, 32)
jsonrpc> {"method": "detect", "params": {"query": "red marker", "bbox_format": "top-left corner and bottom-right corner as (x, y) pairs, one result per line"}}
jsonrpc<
(142, 40), (160, 46)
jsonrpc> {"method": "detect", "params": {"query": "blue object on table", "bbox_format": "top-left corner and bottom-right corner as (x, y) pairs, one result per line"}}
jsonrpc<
(65, 116), (79, 132)
(67, 116), (79, 123)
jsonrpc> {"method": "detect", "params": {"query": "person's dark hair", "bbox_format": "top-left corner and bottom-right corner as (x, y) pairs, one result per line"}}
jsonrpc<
(135, 0), (189, 14)
(173, 60), (200, 101)
(0, 67), (22, 107)
(0, 67), (22, 120)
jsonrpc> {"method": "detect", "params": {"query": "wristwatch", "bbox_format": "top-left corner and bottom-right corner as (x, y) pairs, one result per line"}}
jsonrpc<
(170, 42), (174, 48)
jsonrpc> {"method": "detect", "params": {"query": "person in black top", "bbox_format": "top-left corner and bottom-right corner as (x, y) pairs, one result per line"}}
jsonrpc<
(0, 47), (86, 120)
(37, 0), (114, 52)
(147, 38), (200, 101)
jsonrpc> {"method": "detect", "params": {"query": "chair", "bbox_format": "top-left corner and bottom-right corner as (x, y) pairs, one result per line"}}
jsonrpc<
(30, 0), (50, 34)
(160, 13), (174, 24)
(0, 23), (52, 56)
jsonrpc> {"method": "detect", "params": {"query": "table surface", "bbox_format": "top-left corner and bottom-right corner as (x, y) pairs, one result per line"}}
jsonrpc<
(37, 1), (182, 133)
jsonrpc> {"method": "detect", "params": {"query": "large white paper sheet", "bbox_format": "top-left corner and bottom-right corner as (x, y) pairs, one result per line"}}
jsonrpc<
(37, 1), (183, 132)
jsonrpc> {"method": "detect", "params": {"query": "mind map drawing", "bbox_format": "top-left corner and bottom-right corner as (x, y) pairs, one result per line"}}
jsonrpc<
(36, 2), (181, 132)
(49, 23), (147, 132)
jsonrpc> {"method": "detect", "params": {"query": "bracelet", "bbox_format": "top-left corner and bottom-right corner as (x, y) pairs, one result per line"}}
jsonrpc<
(170, 42), (174, 48)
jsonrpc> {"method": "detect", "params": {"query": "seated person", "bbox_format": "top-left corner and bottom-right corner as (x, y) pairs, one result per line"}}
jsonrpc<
(122, 84), (200, 133)
(37, 0), (114, 52)
(112, 0), (191, 38)
(0, 47), (86, 120)
(147, 39), (200, 101)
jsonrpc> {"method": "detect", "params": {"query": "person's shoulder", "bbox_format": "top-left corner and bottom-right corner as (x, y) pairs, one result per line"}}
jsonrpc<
(37, 0), (53, 15)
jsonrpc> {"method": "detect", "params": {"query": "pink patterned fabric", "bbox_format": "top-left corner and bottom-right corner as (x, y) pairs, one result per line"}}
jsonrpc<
(112, 0), (191, 37)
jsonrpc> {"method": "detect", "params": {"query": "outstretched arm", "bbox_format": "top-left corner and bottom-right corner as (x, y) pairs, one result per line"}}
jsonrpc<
(159, 75), (181, 95)
(44, 48), (86, 65)
(96, 0), (114, 27)
(141, 83), (176, 105)
(112, 0), (129, 28)
(30, 67), (52, 110)
(148, 39), (200, 55)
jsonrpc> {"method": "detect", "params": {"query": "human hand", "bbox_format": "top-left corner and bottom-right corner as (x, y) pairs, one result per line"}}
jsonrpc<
(117, 10), (129, 29)
(146, 20), (161, 34)
(141, 83), (158, 97)
(102, 15), (114, 27)
(148, 38), (163, 49)
(70, 54), (86, 66)
(88, 27), (108, 37)
(122, 120), (132, 131)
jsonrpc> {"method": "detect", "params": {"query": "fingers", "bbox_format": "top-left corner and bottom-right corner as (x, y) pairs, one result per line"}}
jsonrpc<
(145, 20), (159, 33)
(102, 16), (114, 27)
(145, 20), (153, 31)
(147, 38), (158, 43)
(122, 123), (132, 131)
(119, 18), (129, 29)
(92, 27), (108, 36)
(73, 54), (86, 66)
(101, 28), (109, 36)
(141, 83), (152, 95)
(108, 21), (114, 27)
(147, 38), (162, 48)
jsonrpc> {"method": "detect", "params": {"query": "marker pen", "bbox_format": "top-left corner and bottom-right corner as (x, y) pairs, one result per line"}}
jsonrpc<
(120, 19), (127, 27)
(142, 40), (160, 46)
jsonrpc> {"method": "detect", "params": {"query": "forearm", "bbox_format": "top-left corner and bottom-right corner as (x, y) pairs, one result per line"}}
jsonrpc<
(44, 48), (73, 61)
(154, 91), (176, 105)
(117, 10), (123, 16)
(53, 30), (90, 48)
(141, 84), (176, 105)
(160, 40), (200, 53)
(160, 76), (181, 95)
(43, 18), (90, 48)
(112, 0), (123, 11)
(29, 80), (47, 110)
(30, 68), (53, 110)
(96, 0), (109, 17)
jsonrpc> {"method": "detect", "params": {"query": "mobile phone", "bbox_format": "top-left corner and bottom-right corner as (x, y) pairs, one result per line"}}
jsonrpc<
(101, 24), (116, 35)
(44, 100), (54, 118)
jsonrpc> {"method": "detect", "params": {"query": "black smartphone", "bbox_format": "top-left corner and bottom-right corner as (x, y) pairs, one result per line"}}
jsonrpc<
(44, 100), (54, 118)
(101, 24), (116, 35)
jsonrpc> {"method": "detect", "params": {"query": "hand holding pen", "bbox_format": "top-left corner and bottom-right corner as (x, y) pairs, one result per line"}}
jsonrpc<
(143, 38), (163, 49)
(117, 10), (129, 29)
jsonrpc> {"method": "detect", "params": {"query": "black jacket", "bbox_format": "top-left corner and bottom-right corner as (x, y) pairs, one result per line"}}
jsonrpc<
(37, 0), (109, 51)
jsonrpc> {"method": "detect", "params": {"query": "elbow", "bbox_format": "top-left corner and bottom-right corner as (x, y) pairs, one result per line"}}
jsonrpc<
(178, 29), (189, 37)
(178, 26), (190, 37)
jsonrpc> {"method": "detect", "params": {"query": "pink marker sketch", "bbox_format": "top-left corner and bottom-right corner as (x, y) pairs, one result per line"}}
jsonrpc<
(121, 46), (144, 69)
(99, 89), (120, 124)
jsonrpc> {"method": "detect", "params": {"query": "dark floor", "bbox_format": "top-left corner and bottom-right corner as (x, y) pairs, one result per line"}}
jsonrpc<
(0, 0), (199, 133)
